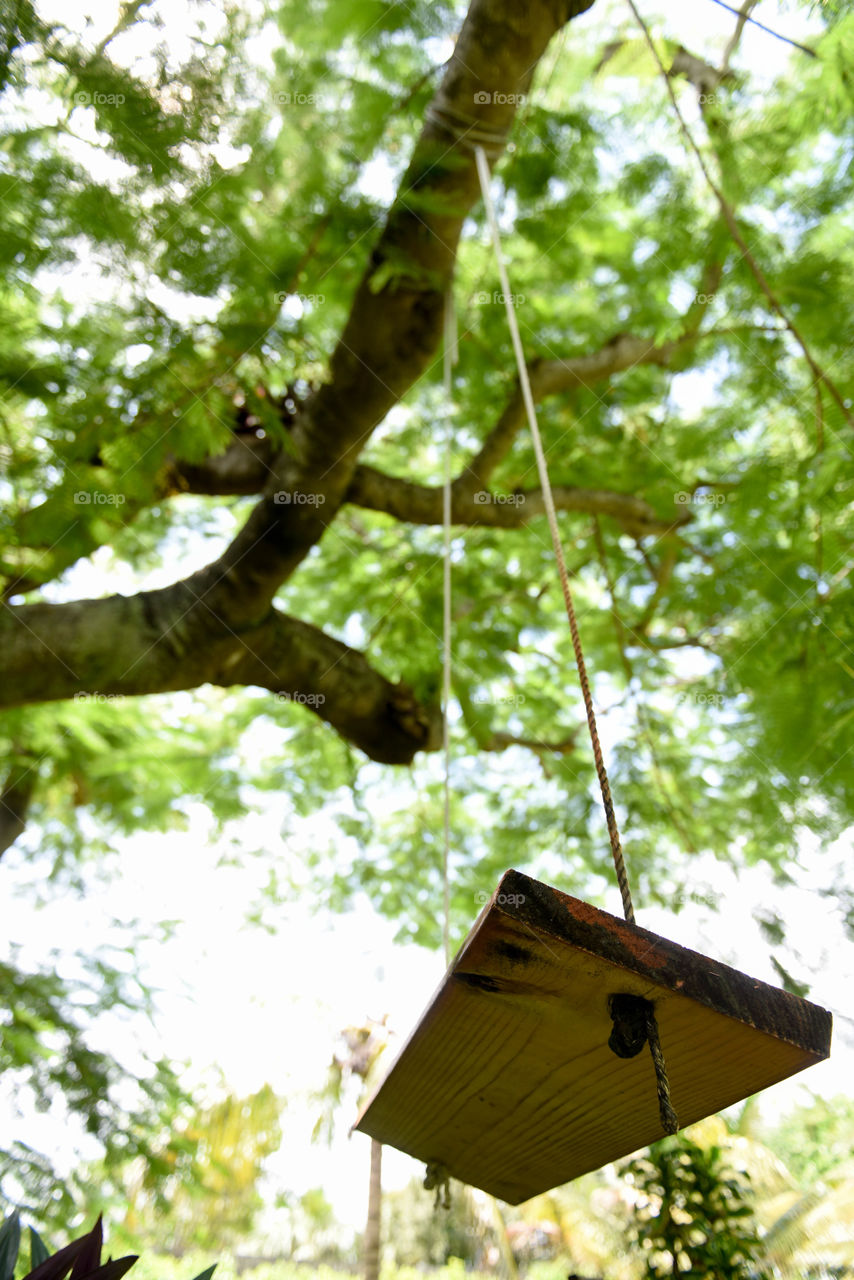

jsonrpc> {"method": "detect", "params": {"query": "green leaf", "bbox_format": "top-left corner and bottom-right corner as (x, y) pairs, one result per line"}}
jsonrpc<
(29, 1230), (50, 1273)
(0, 1214), (21, 1280)
(186, 1266), (217, 1280)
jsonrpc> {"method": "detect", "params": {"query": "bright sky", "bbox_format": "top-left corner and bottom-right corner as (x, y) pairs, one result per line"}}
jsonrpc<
(5, 0), (850, 1242)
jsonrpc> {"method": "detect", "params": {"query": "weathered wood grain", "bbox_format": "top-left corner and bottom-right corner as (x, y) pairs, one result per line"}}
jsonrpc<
(354, 870), (832, 1203)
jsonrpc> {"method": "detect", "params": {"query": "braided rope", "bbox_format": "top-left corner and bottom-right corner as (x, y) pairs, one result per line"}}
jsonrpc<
(474, 144), (678, 1135)
(646, 1009), (680, 1134)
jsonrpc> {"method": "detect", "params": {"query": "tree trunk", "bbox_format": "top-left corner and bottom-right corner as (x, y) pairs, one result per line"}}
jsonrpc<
(489, 1193), (520, 1280)
(363, 1138), (383, 1280)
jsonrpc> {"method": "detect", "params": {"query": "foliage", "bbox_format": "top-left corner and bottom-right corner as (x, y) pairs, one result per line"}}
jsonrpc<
(86, 1086), (283, 1255)
(755, 1097), (854, 1277)
(269, 1187), (348, 1264)
(0, 1212), (214, 1280)
(2, 0), (852, 922)
(105, 1260), (493, 1280)
(0, 950), (193, 1230)
(2, 0), (854, 1225)
(624, 1133), (770, 1278)
(381, 1179), (482, 1268)
(765, 1093), (854, 1184)
(312, 1021), (390, 1145)
(512, 1110), (854, 1280)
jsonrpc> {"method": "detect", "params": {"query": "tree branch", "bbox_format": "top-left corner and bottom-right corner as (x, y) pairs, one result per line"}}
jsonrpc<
(166, 331), (696, 505)
(464, 333), (683, 488)
(163, 434), (278, 497)
(181, 0), (599, 630)
(480, 729), (578, 755)
(0, 599), (440, 764)
(346, 465), (688, 537)
(1, 0), (601, 807)
(628, 0), (852, 430)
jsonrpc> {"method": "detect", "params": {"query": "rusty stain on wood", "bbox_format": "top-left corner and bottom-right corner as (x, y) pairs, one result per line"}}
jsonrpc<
(354, 870), (832, 1204)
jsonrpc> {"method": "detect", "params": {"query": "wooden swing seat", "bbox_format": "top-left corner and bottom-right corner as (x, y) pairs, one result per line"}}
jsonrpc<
(354, 869), (832, 1204)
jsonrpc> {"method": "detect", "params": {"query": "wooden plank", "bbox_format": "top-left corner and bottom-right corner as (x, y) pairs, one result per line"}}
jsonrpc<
(354, 869), (832, 1204)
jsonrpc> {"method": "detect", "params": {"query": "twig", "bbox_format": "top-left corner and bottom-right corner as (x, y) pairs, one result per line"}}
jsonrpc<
(625, 0), (851, 429)
(707, 0), (818, 59)
(722, 0), (760, 71)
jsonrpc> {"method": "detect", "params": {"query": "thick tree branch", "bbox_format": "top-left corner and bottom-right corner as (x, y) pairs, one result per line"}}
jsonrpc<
(180, 0), (599, 631)
(163, 435), (278, 497)
(0, 600), (440, 764)
(1, 0), (598, 789)
(167, 332), (694, 503)
(346, 465), (688, 537)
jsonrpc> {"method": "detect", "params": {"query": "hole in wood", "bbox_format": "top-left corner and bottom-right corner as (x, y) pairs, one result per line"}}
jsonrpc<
(608, 991), (653, 1059)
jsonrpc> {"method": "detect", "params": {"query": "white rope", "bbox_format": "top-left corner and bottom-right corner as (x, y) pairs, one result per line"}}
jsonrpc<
(473, 145), (571, 600)
(473, 144), (634, 923)
(441, 290), (457, 967)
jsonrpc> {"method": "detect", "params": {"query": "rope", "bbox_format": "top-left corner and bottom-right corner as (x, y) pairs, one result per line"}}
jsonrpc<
(426, 101), (509, 155)
(472, 145), (634, 924)
(473, 144), (679, 1135)
(441, 290), (457, 969)
(424, 1159), (452, 1210)
(646, 1009), (679, 1134)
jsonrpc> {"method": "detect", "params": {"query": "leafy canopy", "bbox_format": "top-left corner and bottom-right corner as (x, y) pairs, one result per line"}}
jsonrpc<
(1, 0), (853, 1216)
